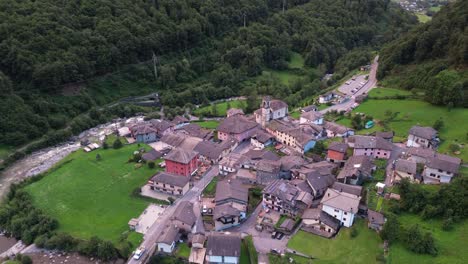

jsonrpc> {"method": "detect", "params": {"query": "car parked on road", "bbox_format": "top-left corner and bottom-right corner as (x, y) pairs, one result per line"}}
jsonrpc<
(133, 247), (146, 260)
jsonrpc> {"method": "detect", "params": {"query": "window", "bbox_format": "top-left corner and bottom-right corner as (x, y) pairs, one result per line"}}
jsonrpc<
(384, 152), (387, 156)
(343, 218), (347, 221)
(377, 152), (380, 155)
(344, 212), (347, 215)
(334, 209), (339, 212)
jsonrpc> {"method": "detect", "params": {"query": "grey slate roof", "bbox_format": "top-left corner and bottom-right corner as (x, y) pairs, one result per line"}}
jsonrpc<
(172, 201), (196, 227)
(280, 218), (295, 231)
(270, 99), (288, 111)
(217, 115), (258, 134)
(302, 105), (318, 112)
(213, 203), (241, 220)
(194, 141), (223, 160)
(157, 224), (179, 244)
(215, 179), (248, 205)
(176, 123), (212, 139)
(164, 148), (198, 164)
(256, 160), (281, 173)
(206, 233), (241, 257)
(252, 129), (274, 143)
(321, 188), (360, 213)
(328, 142), (348, 153)
(161, 133), (187, 147)
(150, 172), (190, 187)
(395, 159), (417, 174)
(142, 149), (163, 161)
(368, 210), (385, 225)
(426, 154), (461, 173)
(353, 135), (394, 151)
(306, 171), (335, 195)
(407, 147), (436, 158)
(227, 108), (244, 117)
(323, 121), (353, 134)
(337, 155), (374, 179)
(302, 208), (340, 230)
(301, 111), (323, 121)
(409, 126), (437, 140)
(331, 182), (363, 197)
(376, 131), (394, 140)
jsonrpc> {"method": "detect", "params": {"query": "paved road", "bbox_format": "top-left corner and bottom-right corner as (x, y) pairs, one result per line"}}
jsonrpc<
(321, 56), (379, 114)
(128, 165), (218, 264)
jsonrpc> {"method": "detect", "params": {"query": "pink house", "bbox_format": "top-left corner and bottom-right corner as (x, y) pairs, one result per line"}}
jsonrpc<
(164, 148), (199, 177)
(217, 116), (258, 142)
(352, 136), (393, 159)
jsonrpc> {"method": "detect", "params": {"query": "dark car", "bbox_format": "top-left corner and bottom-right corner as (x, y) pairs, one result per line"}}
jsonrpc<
(275, 232), (284, 240)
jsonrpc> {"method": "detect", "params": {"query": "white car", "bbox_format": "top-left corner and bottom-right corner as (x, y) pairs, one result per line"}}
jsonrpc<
(133, 247), (146, 260)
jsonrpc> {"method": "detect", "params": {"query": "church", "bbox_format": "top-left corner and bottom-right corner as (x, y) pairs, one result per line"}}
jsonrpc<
(254, 96), (288, 127)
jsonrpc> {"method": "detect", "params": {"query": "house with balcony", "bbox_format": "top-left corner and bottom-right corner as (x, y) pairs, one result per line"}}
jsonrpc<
(351, 135), (393, 159)
(407, 126), (439, 149)
(148, 172), (190, 196)
(423, 153), (461, 184)
(262, 179), (313, 217)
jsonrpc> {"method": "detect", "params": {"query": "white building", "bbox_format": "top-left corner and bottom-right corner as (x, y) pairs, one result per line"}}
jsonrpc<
(407, 126), (439, 149)
(156, 224), (179, 253)
(423, 154), (461, 184)
(320, 188), (361, 227)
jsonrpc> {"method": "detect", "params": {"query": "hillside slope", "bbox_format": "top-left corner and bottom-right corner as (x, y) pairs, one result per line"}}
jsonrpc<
(378, 0), (468, 107)
(0, 0), (415, 162)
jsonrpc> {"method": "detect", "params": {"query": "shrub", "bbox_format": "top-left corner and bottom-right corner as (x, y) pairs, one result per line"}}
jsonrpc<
(148, 161), (155, 169)
(113, 138), (123, 149)
(350, 228), (359, 238)
(103, 141), (109, 149)
(442, 217), (454, 231)
(448, 144), (460, 153)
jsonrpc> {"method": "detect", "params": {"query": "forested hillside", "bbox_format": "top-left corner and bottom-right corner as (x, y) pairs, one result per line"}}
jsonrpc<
(378, 0), (468, 107)
(0, 0), (415, 160)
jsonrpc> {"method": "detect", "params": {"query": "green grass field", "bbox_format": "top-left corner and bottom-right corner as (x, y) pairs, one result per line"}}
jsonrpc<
(288, 220), (383, 263)
(416, 13), (431, 23)
(388, 215), (468, 264)
(340, 89), (468, 160)
(194, 100), (246, 117)
(192, 120), (220, 129)
(289, 52), (305, 69)
(368, 87), (412, 98)
(175, 243), (191, 259)
(25, 144), (158, 243)
(203, 176), (218, 197)
(262, 70), (302, 86)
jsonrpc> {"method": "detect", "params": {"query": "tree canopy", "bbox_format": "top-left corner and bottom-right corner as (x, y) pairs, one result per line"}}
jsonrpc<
(378, 0), (468, 107)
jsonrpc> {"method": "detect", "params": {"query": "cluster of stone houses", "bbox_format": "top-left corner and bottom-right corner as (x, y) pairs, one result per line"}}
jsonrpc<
(121, 95), (462, 262)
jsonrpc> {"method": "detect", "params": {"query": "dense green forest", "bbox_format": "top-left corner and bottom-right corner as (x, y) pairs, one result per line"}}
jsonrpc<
(0, 0), (415, 162)
(378, 0), (468, 107)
